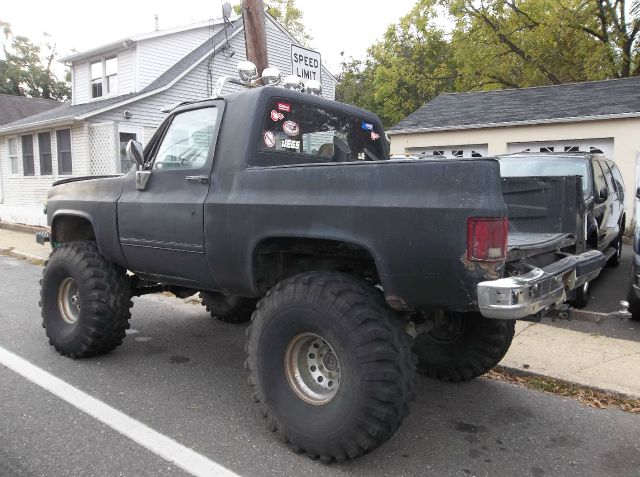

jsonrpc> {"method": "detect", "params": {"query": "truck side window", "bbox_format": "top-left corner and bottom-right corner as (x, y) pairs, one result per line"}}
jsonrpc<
(153, 107), (218, 170)
(258, 99), (385, 165)
(592, 161), (607, 194)
(609, 163), (625, 202)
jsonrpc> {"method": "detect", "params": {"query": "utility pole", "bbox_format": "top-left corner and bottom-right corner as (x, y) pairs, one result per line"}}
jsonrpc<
(241, 0), (269, 82)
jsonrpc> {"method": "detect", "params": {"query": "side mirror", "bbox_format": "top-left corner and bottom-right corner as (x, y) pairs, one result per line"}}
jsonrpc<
(597, 187), (609, 202)
(126, 140), (145, 169)
(636, 187), (640, 200)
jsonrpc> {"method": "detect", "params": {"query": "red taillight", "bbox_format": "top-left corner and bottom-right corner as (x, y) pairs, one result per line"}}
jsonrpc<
(467, 217), (508, 261)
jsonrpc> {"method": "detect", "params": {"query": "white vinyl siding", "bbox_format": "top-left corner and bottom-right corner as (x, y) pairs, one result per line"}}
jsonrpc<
(118, 48), (135, 94)
(136, 27), (211, 90)
(72, 61), (90, 105)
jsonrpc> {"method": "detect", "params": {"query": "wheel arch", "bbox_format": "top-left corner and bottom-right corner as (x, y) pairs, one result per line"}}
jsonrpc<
(51, 211), (96, 244)
(250, 235), (386, 296)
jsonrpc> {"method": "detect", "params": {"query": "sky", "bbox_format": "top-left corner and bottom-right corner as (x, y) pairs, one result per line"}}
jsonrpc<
(1, 0), (419, 75)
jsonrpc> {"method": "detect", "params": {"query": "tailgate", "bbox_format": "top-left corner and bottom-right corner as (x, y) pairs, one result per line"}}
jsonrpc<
(502, 176), (586, 259)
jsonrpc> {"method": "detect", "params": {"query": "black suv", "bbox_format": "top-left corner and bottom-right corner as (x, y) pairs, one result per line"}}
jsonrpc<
(498, 152), (626, 305)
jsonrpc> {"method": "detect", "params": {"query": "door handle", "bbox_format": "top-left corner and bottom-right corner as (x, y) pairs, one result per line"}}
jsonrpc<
(185, 175), (210, 184)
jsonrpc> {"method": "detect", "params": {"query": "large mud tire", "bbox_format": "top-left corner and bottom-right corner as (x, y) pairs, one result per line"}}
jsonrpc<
(245, 272), (415, 462)
(40, 241), (132, 358)
(200, 292), (258, 323)
(413, 312), (514, 382)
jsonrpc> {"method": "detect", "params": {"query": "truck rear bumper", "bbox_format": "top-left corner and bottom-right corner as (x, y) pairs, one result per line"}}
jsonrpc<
(477, 250), (605, 320)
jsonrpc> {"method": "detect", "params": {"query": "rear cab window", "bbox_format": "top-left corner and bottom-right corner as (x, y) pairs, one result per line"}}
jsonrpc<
(257, 99), (386, 166)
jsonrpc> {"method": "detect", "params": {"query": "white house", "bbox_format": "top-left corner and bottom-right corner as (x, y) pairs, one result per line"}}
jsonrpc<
(0, 14), (337, 226)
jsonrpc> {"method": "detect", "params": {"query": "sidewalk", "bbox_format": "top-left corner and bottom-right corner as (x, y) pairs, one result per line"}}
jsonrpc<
(502, 321), (640, 398)
(1, 226), (638, 398)
(0, 227), (49, 263)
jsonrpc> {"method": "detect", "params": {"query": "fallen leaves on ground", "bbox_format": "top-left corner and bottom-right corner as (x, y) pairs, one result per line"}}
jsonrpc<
(485, 367), (640, 414)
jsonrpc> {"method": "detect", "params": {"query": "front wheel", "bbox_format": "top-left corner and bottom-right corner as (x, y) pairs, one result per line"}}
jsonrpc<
(245, 272), (415, 462)
(40, 241), (132, 358)
(413, 312), (515, 382)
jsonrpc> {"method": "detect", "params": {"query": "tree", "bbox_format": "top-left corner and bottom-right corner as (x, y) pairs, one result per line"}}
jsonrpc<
(446, 0), (640, 90)
(337, 0), (456, 127)
(234, 0), (311, 45)
(0, 21), (70, 100)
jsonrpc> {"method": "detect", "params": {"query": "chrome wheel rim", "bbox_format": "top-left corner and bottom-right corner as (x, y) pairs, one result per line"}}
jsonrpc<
(58, 277), (80, 324)
(284, 332), (341, 405)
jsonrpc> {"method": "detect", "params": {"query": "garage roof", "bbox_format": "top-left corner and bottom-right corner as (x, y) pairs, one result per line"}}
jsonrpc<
(388, 76), (640, 134)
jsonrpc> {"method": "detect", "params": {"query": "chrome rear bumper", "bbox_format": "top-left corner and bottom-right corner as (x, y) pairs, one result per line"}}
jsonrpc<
(477, 250), (605, 320)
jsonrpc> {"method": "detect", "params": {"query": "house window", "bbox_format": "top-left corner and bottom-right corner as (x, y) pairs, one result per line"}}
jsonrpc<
(91, 61), (103, 98)
(590, 147), (604, 154)
(91, 57), (118, 98)
(105, 57), (118, 94)
(38, 132), (52, 175)
(452, 150), (463, 157)
(56, 129), (73, 175)
(564, 146), (579, 152)
(471, 151), (483, 157)
(21, 135), (34, 176)
(540, 146), (554, 152)
(433, 150), (444, 157)
(7, 138), (19, 174)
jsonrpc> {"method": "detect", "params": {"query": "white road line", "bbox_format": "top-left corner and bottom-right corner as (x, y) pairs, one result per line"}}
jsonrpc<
(0, 345), (240, 477)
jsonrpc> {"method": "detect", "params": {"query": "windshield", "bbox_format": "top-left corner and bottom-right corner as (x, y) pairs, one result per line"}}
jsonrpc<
(498, 156), (591, 196)
(259, 99), (386, 163)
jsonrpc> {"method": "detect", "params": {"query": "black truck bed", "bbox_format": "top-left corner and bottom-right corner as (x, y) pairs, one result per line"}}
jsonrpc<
(502, 176), (584, 261)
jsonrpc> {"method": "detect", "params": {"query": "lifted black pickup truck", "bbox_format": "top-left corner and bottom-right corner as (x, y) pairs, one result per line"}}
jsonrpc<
(39, 71), (605, 462)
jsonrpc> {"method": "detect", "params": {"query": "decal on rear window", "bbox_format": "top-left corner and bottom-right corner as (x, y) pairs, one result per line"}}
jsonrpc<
(264, 131), (276, 148)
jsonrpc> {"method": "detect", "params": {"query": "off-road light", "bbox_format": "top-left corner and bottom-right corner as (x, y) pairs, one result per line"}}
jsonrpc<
(282, 75), (304, 91)
(237, 61), (258, 83)
(262, 67), (281, 86)
(305, 80), (322, 96)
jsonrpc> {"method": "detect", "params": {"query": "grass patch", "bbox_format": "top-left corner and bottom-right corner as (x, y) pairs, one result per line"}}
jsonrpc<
(486, 367), (640, 414)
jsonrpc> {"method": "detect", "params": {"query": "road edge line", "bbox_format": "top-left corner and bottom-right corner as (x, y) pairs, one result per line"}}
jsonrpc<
(0, 345), (241, 477)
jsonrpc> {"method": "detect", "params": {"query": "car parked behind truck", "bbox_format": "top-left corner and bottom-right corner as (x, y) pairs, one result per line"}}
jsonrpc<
(38, 63), (608, 462)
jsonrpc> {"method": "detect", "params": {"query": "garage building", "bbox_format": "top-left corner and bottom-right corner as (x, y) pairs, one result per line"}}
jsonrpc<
(388, 77), (640, 230)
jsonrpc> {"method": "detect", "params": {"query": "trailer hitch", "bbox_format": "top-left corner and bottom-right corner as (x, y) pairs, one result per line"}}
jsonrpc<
(544, 300), (632, 324)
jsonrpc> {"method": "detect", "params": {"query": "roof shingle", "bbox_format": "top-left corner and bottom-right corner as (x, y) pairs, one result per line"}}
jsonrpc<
(388, 76), (640, 133)
(0, 94), (62, 126)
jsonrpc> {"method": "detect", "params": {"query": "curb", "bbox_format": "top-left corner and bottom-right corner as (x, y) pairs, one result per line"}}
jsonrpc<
(0, 222), (49, 235)
(496, 364), (640, 401)
(0, 247), (46, 266)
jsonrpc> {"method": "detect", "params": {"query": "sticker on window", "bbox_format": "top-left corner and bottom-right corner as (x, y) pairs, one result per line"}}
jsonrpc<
(282, 120), (300, 137)
(271, 110), (284, 122)
(264, 131), (276, 148)
(281, 139), (300, 151)
(361, 121), (374, 131)
(371, 132), (380, 141)
(277, 102), (291, 113)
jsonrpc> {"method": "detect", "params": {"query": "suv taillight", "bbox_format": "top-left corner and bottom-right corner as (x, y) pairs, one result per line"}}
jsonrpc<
(467, 217), (509, 261)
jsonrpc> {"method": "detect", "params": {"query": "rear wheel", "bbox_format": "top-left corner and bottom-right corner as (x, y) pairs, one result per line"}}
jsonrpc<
(608, 231), (623, 268)
(40, 241), (132, 358)
(200, 292), (257, 323)
(413, 312), (514, 382)
(245, 272), (415, 462)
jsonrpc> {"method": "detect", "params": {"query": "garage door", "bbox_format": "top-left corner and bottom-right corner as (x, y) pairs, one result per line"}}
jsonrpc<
(406, 144), (489, 158)
(507, 139), (614, 158)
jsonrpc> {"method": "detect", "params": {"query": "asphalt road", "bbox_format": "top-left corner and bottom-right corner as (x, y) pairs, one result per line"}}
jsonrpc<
(1, 256), (639, 477)
(548, 244), (640, 342)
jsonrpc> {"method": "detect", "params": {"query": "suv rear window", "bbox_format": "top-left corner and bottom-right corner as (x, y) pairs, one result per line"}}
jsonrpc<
(258, 99), (386, 164)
